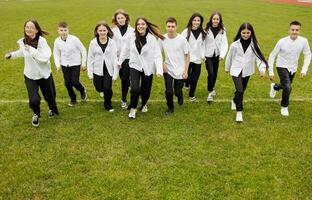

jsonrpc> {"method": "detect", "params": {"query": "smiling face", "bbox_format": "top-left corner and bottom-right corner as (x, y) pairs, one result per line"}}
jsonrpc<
(58, 27), (69, 40)
(116, 13), (126, 26)
(24, 21), (38, 39)
(136, 19), (147, 35)
(211, 14), (220, 28)
(191, 16), (201, 30)
(97, 25), (108, 39)
(240, 28), (252, 40)
(289, 24), (300, 40)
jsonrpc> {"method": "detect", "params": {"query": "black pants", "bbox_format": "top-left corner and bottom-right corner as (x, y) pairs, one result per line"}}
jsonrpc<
(93, 66), (113, 109)
(119, 59), (130, 102)
(205, 55), (220, 92)
(232, 73), (250, 111)
(274, 67), (295, 107)
(185, 62), (201, 97)
(24, 74), (59, 117)
(129, 68), (153, 109)
(164, 73), (184, 110)
(61, 65), (85, 102)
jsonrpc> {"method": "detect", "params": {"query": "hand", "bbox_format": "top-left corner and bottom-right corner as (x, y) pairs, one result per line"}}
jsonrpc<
(219, 57), (224, 61)
(163, 63), (169, 73)
(269, 75), (274, 81)
(81, 66), (87, 72)
(118, 64), (122, 68)
(225, 70), (229, 74)
(157, 74), (162, 78)
(5, 53), (11, 59)
(182, 71), (188, 79)
(259, 70), (265, 78)
(56, 68), (61, 73)
(300, 73), (306, 79)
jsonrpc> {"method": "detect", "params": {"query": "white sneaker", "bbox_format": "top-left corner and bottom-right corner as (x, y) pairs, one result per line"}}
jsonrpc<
(108, 108), (115, 112)
(269, 83), (276, 98)
(207, 93), (213, 102)
(189, 96), (196, 102)
(128, 108), (137, 119)
(99, 92), (104, 97)
(231, 100), (236, 111)
(141, 105), (148, 113)
(210, 90), (216, 96)
(31, 114), (39, 127)
(281, 107), (289, 116)
(236, 111), (243, 122)
(121, 101), (127, 109)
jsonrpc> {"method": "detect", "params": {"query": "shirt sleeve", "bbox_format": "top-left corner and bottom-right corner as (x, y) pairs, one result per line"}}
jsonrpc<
(183, 38), (190, 54)
(29, 38), (51, 63)
(301, 39), (311, 74)
(268, 40), (281, 76)
(154, 39), (163, 75)
(87, 41), (95, 79)
(53, 40), (61, 69)
(219, 31), (229, 59)
(76, 37), (87, 67)
(225, 43), (234, 72)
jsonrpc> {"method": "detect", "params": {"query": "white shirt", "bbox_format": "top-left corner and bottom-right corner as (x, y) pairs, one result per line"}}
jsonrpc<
(225, 40), (266, 77)
(112, 25), (135, 62)
(268, 36), (311, 76)
(204, 28), (228, 59)
(53, 34), (87, 69)
(10, 36), (52, 80)
(120, 33), (163, 76)
(181, 29), (205, 64)
(159, 34), (190, 79)
(87, 38), (119, 80)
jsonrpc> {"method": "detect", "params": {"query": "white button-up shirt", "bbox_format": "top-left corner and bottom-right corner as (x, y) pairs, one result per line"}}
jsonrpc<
(225, 40), (266, 77)
(268, 36), (311, 76)
(53, 34), (87, 69)
(181, 29), (204, 64)
(87, 38), (119, 80)
(204, 28), (228, 59)
(10, 36), (52, 80)
(112, 25), (135, 63)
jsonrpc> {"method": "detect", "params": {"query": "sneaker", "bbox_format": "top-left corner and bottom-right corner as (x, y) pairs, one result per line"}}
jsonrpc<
(236, 111), (243, 123)
(269, 83), (277, 98)
(121, 101), (127, 109)
(281, 106), (289, 116)
(105, 104), (114, 112)
(108, 108), (114, 112)
(165, 108), (174, 115)
(210, 90), (216, 96)
(48, 110), (58, 118)
(128, 108), (137, 119)
(189, 96), (196, 102)
(207, 93), (213, 102)
(178, 96), (184, 105)
(140, 105), (148, 113)
(81, 89), (87, 101)
(68, 100), (77, 107)
(32, 114), (39, 127)
(99, 92), (104, 97)
(231, 100), (236, 111)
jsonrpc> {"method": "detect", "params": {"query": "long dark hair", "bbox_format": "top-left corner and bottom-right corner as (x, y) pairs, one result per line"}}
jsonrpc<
(134, 16), (164, 50)
(94, 21), (114, 38)
(23, 19), (48, 48)
(205, 11), (225, 35)
(185, 12), (205, 41)
(234, 23), (268, 68)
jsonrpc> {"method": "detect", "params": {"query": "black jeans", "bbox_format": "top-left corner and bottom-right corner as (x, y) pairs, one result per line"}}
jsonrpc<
(24, 74), (59, 116)
(232, 73), (250, 111)
(185, 62), (201, 97)
(61, 65), (85, 102)
(274, 67), (295, 107)
(93, 66), (113, 109)
(129, 68), (153, 109)
(164, 73), (184, 110)
(119, 59), (130, 102)
(205, 55), (220, 92)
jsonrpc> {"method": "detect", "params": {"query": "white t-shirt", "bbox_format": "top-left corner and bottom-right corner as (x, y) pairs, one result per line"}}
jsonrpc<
(160, 34), (190, 79)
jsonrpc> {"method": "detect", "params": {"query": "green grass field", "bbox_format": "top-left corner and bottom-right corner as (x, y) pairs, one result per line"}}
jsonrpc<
(1, 0), (312, 199)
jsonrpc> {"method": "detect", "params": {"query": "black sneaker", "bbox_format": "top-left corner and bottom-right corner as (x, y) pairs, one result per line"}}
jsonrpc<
(68, 100), (77, 107)
(32, 114), (39, 127)
(165, 108), (174, 115)
(48, 110), (58, 118)
(178, 96), (184, 105)
(81, 89), (87, 101)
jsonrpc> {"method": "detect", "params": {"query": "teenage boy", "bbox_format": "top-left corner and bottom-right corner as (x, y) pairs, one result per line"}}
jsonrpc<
(160, 17), (190, 115)
(53, 21), (87, 107)
(268, 21), (311, 116)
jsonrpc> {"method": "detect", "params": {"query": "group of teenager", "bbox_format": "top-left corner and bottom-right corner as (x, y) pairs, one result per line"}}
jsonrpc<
(5, 9), (311, 127)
